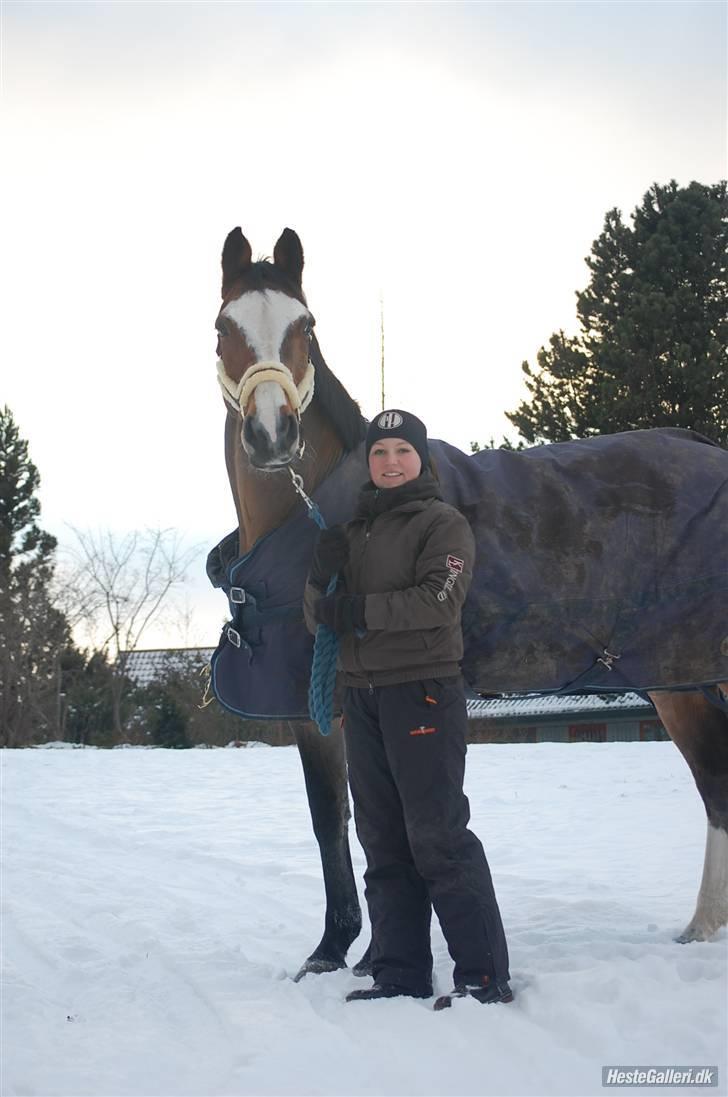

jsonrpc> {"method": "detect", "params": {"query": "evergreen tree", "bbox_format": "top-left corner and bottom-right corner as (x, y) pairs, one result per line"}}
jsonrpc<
(0, 407), (70, 745)
(61, 648), (118, 747)
(143, 684), (191, 749)
(507, 181), (728, 445)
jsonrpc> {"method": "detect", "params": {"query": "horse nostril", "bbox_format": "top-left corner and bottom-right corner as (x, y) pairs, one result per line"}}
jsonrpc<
(280, 413), (299, 450)
(242, 417), (256, 448)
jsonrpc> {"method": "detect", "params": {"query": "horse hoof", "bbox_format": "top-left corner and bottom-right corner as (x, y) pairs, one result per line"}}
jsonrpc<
(293, 957), (346, 982)
(675, 926), (706, 944)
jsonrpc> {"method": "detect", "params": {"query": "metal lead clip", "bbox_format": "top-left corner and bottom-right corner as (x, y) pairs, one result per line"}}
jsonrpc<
(289, 468), (315, 511)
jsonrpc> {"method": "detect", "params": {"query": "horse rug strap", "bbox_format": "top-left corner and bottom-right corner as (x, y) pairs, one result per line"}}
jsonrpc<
(207, 428), (728, 719)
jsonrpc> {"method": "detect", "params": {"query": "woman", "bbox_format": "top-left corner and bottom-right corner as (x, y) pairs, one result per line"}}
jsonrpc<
(304, 409), (512, 1007)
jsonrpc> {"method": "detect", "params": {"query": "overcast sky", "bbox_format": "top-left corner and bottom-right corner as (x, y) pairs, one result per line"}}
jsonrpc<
(2, 0), (725, 647)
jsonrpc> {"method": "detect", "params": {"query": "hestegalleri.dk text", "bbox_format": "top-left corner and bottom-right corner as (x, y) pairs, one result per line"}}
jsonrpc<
(602, 1066), (717, 1087)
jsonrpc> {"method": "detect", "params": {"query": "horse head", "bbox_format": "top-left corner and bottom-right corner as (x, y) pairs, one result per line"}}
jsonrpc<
(216, 227), (315, 469)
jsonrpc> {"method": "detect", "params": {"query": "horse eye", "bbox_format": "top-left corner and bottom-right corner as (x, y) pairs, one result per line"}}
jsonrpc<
(216, 323), (228, 338)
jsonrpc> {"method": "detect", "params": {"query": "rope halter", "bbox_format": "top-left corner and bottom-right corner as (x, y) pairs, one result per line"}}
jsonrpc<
(216, 358), (315, 420)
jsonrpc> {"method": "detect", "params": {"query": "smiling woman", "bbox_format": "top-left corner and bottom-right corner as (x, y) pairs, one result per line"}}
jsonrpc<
(302, 407), (513, 1006)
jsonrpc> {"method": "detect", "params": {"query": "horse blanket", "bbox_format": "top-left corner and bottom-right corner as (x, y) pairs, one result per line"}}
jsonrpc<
(207, 428), (728, 719)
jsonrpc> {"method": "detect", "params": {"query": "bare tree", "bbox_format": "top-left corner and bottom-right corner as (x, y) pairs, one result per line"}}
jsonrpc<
(61, 528), (199, 737)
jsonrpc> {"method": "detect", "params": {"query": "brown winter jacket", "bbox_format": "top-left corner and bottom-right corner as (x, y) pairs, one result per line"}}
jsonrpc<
(303, 472), (475, 688)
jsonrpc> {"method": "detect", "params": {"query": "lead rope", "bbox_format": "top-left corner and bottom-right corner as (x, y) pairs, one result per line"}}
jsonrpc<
(289, 469), (339, 736)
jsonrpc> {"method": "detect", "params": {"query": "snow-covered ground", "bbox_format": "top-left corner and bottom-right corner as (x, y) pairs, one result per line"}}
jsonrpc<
(2, 743), (726, 1097)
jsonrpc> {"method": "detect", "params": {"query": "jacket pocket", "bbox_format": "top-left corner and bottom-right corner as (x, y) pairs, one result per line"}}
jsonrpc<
(422, 676), (462, 707)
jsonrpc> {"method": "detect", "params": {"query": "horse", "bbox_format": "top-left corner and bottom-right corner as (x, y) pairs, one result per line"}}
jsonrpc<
(212, 226), (728, 979)
(213, 227), (368, 978)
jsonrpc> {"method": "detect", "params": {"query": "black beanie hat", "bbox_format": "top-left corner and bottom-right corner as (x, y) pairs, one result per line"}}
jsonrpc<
(366, 409), (429, 471)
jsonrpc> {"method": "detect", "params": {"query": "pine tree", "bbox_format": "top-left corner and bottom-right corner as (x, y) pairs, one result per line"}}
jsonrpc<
(61, 648), (117, 747)
(0, 407), (70, 745)
(507, 181), (728, 445)
(143, 684), (191, 749)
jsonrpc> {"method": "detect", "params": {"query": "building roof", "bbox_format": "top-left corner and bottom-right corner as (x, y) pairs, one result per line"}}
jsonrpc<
(466, 692), (651, 720)
(121, 649), (652, 719)
(121, 648), (214, 689)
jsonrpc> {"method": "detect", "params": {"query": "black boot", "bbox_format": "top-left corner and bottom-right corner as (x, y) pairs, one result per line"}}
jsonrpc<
(346, 982), (431, 1002)
(433, 978), (514, 1010)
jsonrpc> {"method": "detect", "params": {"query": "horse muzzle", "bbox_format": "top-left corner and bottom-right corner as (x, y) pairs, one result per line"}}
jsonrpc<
(217, 357), (314, 469)
(242, 409), (301, 469)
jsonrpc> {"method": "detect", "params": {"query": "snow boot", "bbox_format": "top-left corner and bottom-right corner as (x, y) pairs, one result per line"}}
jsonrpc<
(346, 982), (431, 1002)
(433, 977), (514, 1011)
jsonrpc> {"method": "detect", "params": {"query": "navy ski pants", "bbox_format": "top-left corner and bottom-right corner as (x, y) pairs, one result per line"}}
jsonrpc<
(343, 676), (510, 994)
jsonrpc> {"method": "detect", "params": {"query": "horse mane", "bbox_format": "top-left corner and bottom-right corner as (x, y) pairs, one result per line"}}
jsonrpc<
(309, 333), (367, 452)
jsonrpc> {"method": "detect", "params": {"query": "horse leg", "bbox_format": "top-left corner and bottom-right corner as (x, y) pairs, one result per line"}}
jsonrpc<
(649, 686), (728, 942)
(291, 720), (364, 979)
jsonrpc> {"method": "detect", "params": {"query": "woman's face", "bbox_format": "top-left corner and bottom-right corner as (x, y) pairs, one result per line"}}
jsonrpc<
(368, 438), (422, 489)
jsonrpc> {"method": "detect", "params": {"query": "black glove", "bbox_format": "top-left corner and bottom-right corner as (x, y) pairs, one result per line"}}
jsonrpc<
(309, 526), (350, 591)
(313, 593), (367, 635)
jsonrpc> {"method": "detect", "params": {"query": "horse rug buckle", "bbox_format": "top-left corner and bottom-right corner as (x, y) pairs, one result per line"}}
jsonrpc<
(597, 648), (621, 671)
(227, 626), (242, 648)
(230, 587), (246, 604)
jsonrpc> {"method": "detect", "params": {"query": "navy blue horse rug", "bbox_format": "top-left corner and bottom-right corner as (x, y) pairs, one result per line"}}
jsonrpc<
(207, 428), (728, 718)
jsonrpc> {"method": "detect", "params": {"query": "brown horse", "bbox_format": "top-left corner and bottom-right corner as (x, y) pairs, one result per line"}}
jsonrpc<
(214, 227), (728, 976)
(215, 226), (368, 978)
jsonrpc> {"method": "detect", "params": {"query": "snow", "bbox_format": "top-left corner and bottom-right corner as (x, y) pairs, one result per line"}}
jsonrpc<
(2, 743), (726, 1097)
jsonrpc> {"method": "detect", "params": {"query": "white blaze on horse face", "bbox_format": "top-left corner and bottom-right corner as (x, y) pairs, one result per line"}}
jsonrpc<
(223, 291), (309, 368)
(253, 380), (287, 443)
(222, 290), (310, 445)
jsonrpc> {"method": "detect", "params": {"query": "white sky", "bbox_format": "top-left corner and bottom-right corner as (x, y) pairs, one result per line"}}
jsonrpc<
(1, 0), (726, 647)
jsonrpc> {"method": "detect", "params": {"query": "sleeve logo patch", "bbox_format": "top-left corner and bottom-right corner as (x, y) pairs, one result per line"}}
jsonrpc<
(438, 555), (465, 600)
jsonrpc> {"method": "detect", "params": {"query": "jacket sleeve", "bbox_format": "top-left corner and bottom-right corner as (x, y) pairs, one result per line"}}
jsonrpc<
(364, 506), (475, 632)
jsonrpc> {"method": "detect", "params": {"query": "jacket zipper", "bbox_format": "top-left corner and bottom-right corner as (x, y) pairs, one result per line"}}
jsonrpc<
(353, 522), (373, 687)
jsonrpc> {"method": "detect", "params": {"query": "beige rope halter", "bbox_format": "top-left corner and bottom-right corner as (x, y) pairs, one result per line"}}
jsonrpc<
(216, 358), (315, 419)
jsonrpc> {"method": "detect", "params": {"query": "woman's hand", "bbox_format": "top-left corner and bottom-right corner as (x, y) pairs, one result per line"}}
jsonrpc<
(314, 593), (366, 634)
(309, 526), (350, 590)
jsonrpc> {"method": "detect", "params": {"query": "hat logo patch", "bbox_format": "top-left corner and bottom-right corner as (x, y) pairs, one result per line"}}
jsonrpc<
(377, 411), (403, 430)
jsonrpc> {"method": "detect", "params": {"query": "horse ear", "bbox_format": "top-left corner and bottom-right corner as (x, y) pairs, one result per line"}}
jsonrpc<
(273, 228), (304, 286)
(221, 228), (252, 294)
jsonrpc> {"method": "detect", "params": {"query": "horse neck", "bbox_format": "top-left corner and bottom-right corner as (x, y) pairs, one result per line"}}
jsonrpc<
(225, 402), (345, 554)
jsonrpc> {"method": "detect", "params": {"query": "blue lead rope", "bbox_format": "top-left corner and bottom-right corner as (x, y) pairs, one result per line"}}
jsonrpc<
(289, 471), (339, 736)
(305, 501), (339, 736)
